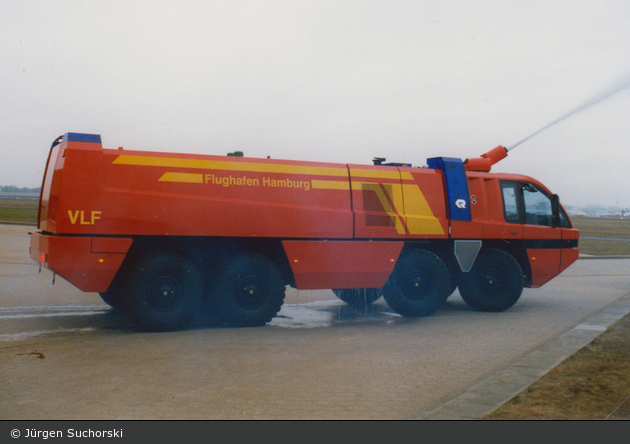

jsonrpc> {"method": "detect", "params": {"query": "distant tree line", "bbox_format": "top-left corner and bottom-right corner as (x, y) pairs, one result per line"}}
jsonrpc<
(1, 186), (41, 194)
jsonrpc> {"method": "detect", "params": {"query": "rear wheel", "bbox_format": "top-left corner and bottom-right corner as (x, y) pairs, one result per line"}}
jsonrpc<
(333, 288), (381, 308)
(458, 249), (524, 312)
(123, 253), (203, 331)
(382, 249), (451, 317)
(209, 254), (286, 327)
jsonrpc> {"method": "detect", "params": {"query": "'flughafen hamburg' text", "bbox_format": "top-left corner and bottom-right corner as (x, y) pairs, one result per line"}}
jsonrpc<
(205, 174), (311, 191)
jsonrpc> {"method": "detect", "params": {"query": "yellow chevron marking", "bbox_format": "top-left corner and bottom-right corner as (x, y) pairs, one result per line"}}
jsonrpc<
(402, 184), (445, 235)
(360, 183), (406, 235)
(311, 180), (350, 190)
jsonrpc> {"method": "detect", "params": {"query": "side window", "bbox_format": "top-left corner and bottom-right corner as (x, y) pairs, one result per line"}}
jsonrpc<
(501, 180), (565, 227)
(501, 182), (521, 223)
(522, 184), (553, 226)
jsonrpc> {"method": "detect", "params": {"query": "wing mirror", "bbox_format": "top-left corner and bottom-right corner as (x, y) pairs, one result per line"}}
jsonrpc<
(551, 194), (561, 228)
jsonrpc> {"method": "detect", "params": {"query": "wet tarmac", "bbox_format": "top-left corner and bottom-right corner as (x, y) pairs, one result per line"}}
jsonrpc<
(2, 224), (630, 419)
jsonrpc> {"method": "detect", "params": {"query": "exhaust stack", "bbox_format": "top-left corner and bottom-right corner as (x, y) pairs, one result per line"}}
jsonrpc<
(464, 145), (508, 172)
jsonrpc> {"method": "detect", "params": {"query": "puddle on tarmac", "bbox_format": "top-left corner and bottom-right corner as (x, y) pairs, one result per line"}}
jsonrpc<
(0, 305), (110, 320)
(270, 300), (402, 328)
(0, 299), (406, 343)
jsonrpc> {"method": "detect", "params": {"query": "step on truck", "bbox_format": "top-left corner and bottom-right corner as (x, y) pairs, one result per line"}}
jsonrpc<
(29, 133), (579, 331)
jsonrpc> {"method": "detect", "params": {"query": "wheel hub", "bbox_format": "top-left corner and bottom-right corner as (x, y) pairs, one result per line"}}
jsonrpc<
(235, 276), (266, 310)
(401, 271), (431, 300)
(478, 268), (503, 296)
(147, 276), (181, 311)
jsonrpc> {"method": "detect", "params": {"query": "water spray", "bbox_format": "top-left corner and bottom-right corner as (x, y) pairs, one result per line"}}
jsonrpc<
(465, 71), (630, 172)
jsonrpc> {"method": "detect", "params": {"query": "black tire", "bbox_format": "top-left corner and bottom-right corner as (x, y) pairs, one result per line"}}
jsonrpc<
(123, 253), (203, 332)
(382, 249), (451, 317)
(333, 288), (381, 308)
(99, 274), (125, 310)
(458, 249), (524, 312)
(209, 254), (286, 327)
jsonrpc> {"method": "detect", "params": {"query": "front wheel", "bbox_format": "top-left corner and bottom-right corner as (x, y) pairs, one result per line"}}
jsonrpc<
(123, 253), (203, 331)
(382, 249), (451, 317)
(458, 249), (524, 312)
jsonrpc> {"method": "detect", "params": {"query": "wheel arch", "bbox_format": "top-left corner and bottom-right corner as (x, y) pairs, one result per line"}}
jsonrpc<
(119, 235), (294, 286)
(401, 239), (532, 288)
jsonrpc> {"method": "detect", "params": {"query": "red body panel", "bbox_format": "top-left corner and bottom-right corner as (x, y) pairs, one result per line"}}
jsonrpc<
(283, 240), (404, 289)
(526, 249), (561, 287)
(30, 231), (132, 293)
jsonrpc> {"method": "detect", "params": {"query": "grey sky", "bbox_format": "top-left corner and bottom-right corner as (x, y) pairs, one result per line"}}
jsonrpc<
(2, 0), (629, 208)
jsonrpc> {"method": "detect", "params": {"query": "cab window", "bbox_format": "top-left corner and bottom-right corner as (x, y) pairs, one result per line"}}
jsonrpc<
(501, 182), (521, 223)
(522, 183), (553, 226)
(500, 181), (570, 227)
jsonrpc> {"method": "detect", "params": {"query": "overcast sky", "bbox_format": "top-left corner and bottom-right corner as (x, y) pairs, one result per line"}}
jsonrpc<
(2, 0), (629, 208)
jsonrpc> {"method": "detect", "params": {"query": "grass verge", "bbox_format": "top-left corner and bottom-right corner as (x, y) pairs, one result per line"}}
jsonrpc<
(482, 311), (630, 420)
(572, 217), (630, 256)
(0, 198), (38, 225)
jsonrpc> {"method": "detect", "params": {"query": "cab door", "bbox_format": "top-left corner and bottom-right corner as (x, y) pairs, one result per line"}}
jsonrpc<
(519, 182), (562, 286)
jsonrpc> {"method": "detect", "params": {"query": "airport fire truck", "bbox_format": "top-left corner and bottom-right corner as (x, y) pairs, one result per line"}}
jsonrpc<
(29, 133), (579, 331)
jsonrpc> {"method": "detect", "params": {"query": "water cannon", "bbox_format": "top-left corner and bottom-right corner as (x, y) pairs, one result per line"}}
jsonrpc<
(462, 72), (630, 173)
(462, 71), (630, 173)
(464, 145), (508, 172)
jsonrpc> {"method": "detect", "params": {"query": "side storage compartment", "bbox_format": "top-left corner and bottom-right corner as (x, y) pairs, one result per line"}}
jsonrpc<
(282, 240), (404, 290)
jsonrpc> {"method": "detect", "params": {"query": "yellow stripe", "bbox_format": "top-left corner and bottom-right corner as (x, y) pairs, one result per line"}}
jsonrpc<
(114, 155), (348, 177)
(311, 180), (350, 190)
(349, 168), (413, 180)
(158, 172), (203, 183)
(115, 154), (415, 180)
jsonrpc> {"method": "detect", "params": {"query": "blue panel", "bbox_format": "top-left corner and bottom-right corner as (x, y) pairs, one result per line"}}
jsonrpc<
(65, 133), (102, 143)
(427, 157), (471, 221)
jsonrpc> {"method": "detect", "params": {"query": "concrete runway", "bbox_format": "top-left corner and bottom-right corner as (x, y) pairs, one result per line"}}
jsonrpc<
(1, 224), (629, 420)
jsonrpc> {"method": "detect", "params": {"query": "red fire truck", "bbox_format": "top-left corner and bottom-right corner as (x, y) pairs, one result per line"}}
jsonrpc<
(30, 133), (579, 331)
